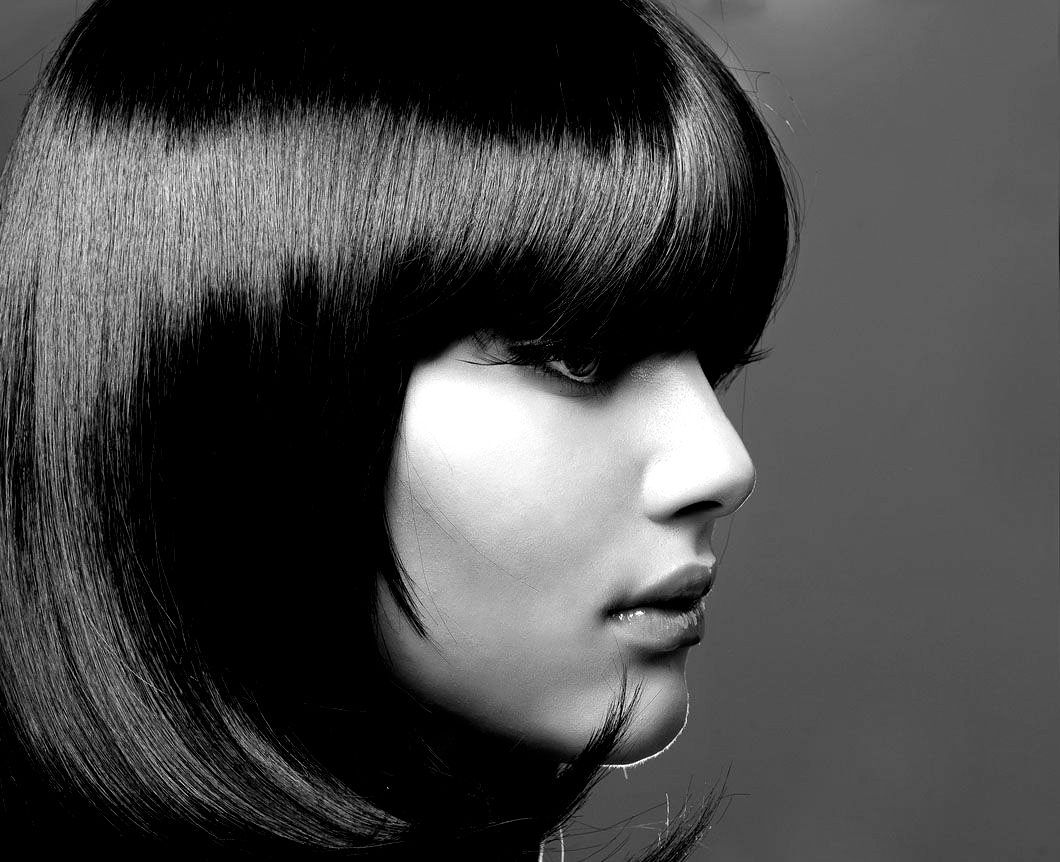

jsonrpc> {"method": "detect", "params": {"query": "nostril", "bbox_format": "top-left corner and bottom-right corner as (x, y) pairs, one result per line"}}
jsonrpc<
(673, 500), (722, 519)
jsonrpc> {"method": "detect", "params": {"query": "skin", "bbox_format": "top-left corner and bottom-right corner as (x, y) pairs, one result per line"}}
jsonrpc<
(375, 334), (755, 766)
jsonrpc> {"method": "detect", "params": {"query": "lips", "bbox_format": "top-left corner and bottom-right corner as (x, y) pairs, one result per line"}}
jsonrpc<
(607, 561), (717, 616)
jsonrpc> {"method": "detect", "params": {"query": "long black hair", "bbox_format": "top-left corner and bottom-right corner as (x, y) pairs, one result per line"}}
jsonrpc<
(0, 0), (798, 857)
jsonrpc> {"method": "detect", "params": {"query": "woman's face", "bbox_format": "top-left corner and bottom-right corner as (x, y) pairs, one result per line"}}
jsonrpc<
(375, 334), (755, 765)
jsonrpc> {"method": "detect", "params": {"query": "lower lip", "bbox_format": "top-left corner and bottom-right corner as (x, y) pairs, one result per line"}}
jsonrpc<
(607, 596), (706, 653)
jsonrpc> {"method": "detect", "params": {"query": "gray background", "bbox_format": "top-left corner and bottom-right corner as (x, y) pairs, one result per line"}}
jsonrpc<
(2, 1), (1056, 860)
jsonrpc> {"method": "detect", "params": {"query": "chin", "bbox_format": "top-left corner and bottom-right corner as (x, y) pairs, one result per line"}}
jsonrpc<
(496, 653), (695, 767)
(575, 658), (692, 767)
(604, 687), (691, 767)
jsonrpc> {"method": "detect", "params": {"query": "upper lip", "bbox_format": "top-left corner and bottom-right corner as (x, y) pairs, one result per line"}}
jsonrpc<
(608, 561), (717, 614)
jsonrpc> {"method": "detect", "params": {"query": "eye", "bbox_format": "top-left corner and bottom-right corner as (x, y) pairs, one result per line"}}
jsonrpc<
(464, 332), (620, 396)
(544, 352), (603, 384)
(523, 345), (616, 394)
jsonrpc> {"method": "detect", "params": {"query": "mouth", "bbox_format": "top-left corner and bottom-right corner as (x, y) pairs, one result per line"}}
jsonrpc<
(607, 561), (716, 614)
(604, 561), (716, 653)
(607, 595), (707, 653)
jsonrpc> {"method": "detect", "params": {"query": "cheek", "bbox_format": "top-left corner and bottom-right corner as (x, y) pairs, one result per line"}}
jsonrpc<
(388, 373), (620, 580)
(377, 361), (691, 761)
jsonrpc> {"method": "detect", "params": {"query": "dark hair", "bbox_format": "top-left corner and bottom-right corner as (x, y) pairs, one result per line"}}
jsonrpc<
(0, 0), (798, 857)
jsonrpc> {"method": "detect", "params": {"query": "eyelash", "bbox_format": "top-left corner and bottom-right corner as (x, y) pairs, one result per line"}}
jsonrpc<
(468, 333), (754, 396)
(524, 353), (616, 396)
(470, 334), (619, 396)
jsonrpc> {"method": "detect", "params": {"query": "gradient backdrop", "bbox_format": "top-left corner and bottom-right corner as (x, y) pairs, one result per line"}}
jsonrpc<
(2, 2), (1056, 860)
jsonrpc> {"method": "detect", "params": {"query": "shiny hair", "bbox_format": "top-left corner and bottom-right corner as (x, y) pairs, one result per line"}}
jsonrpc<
(0, 0), (798, 857)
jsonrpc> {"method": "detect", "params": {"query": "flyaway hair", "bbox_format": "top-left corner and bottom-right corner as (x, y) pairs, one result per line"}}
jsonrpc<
(0, 0), (798, 858)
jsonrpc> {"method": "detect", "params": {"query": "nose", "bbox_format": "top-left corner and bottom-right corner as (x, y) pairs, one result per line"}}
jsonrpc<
(637, 353), (756, 524)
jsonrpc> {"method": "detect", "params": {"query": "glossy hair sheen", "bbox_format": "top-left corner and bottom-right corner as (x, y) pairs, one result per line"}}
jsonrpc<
(0, 0), (798, 857)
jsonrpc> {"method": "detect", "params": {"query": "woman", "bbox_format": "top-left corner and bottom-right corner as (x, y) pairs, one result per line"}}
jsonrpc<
(0, 0), (798, 858)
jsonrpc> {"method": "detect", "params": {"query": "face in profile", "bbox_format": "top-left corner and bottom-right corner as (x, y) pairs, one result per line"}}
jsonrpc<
(376, 332), (755, 765)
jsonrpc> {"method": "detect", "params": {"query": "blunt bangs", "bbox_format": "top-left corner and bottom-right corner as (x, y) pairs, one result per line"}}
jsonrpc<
(428, 68), (796, 388)
(32, 0), (796, 379)
(355, 7), (799, 386)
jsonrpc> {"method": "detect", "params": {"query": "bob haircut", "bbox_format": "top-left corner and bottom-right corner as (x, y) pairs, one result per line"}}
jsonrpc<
(0, 0), (798, 857)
